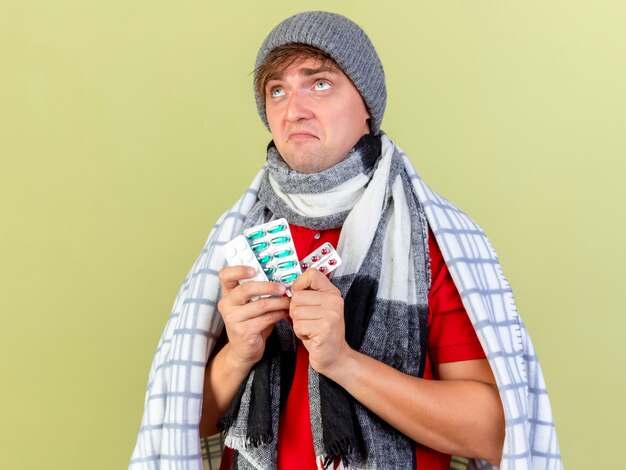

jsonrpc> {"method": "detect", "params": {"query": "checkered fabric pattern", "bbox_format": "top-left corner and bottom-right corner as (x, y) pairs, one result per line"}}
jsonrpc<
(128, 171), (264, 470)
(402, 140), (562, 469)
(129, 136), (561, 469)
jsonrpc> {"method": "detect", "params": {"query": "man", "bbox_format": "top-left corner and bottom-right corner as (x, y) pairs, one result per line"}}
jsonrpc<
(130, 11), (561, 470)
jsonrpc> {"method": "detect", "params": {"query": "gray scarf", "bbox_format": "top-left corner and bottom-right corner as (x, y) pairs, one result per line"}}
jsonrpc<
(220, 134), (431, 469)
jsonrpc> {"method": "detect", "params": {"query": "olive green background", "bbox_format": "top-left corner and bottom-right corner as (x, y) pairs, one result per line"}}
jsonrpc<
(1, 1), (624, 468)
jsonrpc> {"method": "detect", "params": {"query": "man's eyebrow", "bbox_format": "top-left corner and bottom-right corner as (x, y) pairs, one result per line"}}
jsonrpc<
(299, 65), (339, 76)
(265, 64), (340, 84)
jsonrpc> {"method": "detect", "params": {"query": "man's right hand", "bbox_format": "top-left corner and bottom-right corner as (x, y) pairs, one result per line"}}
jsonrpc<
(200, 266), (291, 437)
(217, 265), (291, 369)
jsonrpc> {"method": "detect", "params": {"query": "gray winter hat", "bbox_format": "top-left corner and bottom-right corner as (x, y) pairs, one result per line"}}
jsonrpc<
(254, 11), (387, 134)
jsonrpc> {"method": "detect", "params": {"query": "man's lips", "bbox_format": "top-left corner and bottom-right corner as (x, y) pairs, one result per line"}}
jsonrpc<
(287, 132), (318, 142)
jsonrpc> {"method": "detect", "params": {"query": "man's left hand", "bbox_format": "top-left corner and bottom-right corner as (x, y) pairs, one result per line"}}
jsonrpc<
(289, 269), (351, 377)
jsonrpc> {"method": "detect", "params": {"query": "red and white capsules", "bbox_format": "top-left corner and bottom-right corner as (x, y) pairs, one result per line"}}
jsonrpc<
(299, 242), (342, 276)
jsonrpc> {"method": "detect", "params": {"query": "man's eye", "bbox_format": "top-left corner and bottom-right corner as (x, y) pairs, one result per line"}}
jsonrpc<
(314, 80), (331, 90)
(270, 87), (285, 97)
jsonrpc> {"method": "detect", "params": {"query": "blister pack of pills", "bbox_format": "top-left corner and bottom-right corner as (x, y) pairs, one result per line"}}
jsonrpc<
(243, 218), (302, 287)
(222, 235), (269, 301)
(222, 220), (343, 299)
(299, 242), (342, 276)
(222, 235), (268, 283)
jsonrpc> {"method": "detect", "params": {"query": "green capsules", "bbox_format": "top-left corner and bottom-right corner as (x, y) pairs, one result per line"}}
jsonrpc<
(257, 254), (272, 264)
(267, 223), (286, 234)
(250, 241), (269, 252)
(241, 218), (302, 286)
(273, 249), (292, 259)
(279, 273), (299, 283)
(277, 260), (297, 269)
(245, 230), (265, 241)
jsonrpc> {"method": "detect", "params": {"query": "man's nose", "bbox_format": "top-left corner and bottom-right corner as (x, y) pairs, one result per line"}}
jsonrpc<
(285, 90), (313, 122)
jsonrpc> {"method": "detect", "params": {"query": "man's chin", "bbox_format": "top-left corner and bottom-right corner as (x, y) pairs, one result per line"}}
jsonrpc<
(286, 154), (347, 174)
(279, 146), (321, 172)
(286, 158), (322, 174)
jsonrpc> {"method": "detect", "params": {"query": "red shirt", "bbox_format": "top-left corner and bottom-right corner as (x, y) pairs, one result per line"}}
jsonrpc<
(221, 225), (485, 470)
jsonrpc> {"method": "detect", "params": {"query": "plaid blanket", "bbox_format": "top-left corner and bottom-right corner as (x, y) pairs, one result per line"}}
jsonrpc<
(129, 135), (562, 470)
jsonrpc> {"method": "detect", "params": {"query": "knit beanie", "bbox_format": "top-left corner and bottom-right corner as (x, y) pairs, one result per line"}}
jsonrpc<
(254, 11), (387, 135)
